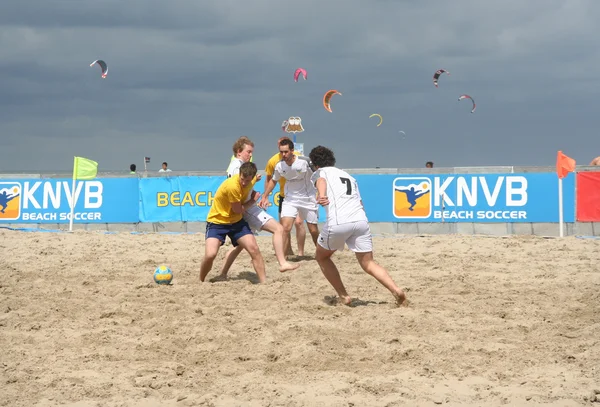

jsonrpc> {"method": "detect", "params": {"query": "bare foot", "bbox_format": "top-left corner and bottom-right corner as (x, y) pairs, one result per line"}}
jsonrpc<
(394, 290), (408, 307)
(279, 262), (300, 273)
(340, 295), (352, 306)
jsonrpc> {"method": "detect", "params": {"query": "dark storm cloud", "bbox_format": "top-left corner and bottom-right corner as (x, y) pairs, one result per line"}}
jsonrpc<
(1, 0), (600, 172)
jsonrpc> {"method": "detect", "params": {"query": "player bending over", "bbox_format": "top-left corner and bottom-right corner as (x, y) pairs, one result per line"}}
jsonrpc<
(218, 137), (299, 279)
(200, 162), (267, 283)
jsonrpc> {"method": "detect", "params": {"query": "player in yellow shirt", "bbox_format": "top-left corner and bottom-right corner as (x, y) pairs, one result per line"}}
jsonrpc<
(265, 136), (307, 257)
(199, 162), (267, 283)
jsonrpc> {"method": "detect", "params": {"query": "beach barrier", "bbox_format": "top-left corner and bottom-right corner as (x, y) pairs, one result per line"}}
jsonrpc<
(1, 166), (599, 236)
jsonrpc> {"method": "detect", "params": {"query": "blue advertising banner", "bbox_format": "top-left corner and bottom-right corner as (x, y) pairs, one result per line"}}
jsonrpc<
(0, 178), (139, 223)
(138, 172), (573, 224)
(139, 176), (298, 222)
(353, 172), (575, 223)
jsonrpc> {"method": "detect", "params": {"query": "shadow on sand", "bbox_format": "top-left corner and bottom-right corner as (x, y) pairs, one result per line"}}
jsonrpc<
(322, 295), (386, 308)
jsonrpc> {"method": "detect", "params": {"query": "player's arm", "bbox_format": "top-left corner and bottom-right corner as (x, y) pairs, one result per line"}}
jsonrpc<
(259, 178), (278, 208)
(244, 190), (260, 210)
(228, 185), (248, 214)
(263, 158), (275, 192)
(355, 180), (365, 209)
(315, 178), (329, 206)
(231, 201), (244, 214)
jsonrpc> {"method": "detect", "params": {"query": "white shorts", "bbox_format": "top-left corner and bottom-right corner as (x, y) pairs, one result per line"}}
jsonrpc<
(281, 201), (318, 224)
(318, 220), (373, 252)
(243, 205), (274, 232)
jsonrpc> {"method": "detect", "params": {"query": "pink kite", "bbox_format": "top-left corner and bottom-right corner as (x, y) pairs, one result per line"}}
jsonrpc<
(294, 68), (307, 82)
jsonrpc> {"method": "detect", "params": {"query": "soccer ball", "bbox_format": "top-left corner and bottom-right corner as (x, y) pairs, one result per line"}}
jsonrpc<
(153, 265), (173, 285)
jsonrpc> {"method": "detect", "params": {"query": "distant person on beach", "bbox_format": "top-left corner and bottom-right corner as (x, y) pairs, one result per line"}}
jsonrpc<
(129, 164), (136, 174)
(590, 157), (600, 166)
(217, 136), (299, 280)
(426, 161), (434, 168)
(159, 162), (172, 172)
(308, 145), (407, 307)
(259, 138), (320, 257)
(265, 136), (308, 258)
(199, 161), (267, 283)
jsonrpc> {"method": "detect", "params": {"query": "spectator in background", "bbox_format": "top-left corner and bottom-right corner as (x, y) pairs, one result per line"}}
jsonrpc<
(159, 162), (172, 172)
(590, 157), (600, 166)
(129, 164), (137, 174)
(426, 161), (434, 168)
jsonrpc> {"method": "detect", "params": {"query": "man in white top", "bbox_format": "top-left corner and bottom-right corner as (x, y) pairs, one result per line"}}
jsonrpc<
(308, 145), (407, 307)
(259, 138), (320, 255)
(217, 136), (299, 280)
(159, 162), (172, 172)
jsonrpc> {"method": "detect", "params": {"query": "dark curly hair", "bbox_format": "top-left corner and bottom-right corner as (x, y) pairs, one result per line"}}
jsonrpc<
(309, 145), (336, 168)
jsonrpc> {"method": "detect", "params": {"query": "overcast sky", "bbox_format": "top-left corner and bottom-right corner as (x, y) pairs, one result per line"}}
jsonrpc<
(0, 0), (599, 172)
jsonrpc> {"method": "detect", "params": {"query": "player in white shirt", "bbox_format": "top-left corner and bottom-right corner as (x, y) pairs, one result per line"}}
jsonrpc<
(308, 145), (407, 307)
(259, 138), (319, 256)
(217, 137), (299, 280)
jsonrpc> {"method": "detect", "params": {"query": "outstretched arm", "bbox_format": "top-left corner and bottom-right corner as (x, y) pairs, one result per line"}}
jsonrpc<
(259, 178), (278, 209)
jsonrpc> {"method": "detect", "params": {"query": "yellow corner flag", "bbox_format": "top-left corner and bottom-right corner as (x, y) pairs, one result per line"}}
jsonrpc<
(73, 156), (98, 180)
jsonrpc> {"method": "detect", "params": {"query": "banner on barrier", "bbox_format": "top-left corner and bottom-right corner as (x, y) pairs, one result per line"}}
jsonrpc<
(576, 172), (600, 222)
(0, 178), (139, 223)
(138, 172), (575, 223)
(355, 172), (575, 223)
(138, 176), (304, 222)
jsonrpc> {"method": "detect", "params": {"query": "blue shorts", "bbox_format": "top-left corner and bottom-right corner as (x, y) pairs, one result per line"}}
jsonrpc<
(205, 219), (253, 247)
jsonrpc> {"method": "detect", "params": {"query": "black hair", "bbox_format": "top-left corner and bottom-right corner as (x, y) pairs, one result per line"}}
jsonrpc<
(309, 145), (336, 168)
(278, 139), (294, 151)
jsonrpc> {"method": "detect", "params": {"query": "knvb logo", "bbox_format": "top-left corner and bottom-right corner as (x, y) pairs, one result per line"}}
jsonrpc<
(392, 177), (432, 218)
(0, 182), (21, 220)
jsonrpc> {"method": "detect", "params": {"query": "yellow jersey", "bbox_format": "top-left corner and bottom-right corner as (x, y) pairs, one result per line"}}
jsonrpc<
(265, 151), (300, 198)
(207, 174), (256, 224)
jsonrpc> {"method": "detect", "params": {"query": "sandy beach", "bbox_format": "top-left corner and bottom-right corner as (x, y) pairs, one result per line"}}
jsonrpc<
(1, 228), (599, 406)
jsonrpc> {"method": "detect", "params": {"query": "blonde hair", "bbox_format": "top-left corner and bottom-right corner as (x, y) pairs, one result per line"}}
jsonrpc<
(232, 136), (254, 156)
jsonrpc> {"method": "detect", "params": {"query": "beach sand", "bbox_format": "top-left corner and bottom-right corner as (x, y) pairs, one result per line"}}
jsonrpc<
(1, 229), (599, 406)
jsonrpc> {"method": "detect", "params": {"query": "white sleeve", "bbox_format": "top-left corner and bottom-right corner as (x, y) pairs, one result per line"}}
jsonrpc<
(272, 163), (282, 182)
(226, 160), (241, 178)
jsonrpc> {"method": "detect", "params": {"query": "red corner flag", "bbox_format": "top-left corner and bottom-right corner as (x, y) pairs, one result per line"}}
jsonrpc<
(556, 151), (576, 179)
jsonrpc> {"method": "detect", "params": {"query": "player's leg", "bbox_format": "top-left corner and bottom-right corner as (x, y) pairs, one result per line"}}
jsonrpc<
(260, 218), (299, 272)
(298, 207), (319, 246)
(280, 202), (299, 257)
(218, 245), (243, 279)
(294, 215), (306, 256)
(314, 225), (351, 305)
(350, 221), (407, 306)
(200, 223), (226, 282)
(230, 220), (267, 283)
(278, 196), (294, 256)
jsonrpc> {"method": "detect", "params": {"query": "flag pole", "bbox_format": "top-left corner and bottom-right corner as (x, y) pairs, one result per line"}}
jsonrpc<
(558, 177), (564, 238)
(69, 157), (77, 232)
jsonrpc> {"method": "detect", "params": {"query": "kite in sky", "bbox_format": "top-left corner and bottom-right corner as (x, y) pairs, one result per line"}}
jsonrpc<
(458, 94), (476, 113)
(90, 60), (108, 78)
(323, 90), (341, 112)
(294, 68), (307, 82)
(369, 113), (383, 127)
(433, 69), (450, 88)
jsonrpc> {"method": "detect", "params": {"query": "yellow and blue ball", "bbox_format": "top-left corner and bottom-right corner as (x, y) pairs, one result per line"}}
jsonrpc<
(153, 265), (173, 285)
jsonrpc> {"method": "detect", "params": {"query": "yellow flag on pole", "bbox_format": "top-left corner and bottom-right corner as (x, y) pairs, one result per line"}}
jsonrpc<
(73, 156), (98, 180)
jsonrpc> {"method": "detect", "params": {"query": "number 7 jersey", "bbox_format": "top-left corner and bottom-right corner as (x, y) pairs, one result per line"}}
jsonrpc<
(311, 167), (368, 225)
